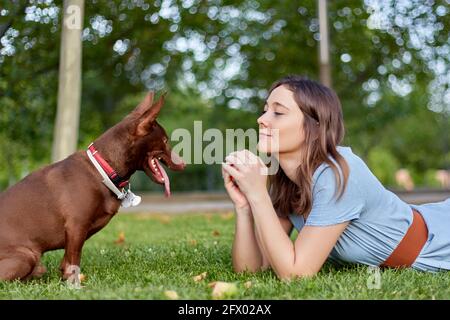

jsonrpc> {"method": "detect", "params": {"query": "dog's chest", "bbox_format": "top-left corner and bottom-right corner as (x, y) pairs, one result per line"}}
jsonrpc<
(88, 213), (116, 237)
(88, 202), (120, 237)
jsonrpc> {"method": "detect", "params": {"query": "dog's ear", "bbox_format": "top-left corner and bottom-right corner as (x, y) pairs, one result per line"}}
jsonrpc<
(135, 92), (167, 136)
(133, 91), (155, 116)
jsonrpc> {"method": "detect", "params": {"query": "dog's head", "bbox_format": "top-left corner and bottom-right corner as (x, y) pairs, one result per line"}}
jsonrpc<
(131, 92), (185, 196)
(97, 91), (185, 197)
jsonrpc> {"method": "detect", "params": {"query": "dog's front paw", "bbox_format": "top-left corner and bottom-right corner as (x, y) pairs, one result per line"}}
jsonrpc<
(31, 263), (47, 278)
(63, 265), (82, 289)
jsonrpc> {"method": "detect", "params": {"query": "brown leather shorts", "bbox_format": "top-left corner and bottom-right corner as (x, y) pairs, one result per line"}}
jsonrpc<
(380, 209), (428, 268)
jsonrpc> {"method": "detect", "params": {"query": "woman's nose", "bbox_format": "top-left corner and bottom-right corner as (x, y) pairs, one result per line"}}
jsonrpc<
(257, 113), (270, 128)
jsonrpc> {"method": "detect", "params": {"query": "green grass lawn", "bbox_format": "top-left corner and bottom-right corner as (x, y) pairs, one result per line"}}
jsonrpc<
(1, 212), (449, 299)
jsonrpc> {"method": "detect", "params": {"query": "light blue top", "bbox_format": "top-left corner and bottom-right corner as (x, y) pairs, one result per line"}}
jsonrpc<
(288, 146), (450, 272)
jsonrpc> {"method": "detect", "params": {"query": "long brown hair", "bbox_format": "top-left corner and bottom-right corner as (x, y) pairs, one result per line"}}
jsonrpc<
(268, 75), (349, 219)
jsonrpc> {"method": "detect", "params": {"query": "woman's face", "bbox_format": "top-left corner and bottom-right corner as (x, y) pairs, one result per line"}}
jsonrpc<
(257, 85), (305, 155)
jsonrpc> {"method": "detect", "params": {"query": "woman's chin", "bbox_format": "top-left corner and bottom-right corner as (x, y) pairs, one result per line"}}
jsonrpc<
(257, 142), (277, 154)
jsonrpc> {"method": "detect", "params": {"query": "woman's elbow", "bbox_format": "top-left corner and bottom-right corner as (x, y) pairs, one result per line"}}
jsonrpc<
(275, 267), (317, 281)
(233, 261), (270, 274)
(233, 263), (261, 274)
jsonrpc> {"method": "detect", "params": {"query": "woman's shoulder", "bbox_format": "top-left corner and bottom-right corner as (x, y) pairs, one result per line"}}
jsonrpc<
(310, 146), (370, 209)
(305, 147), (367, 226)
(312, 145), (363, 187)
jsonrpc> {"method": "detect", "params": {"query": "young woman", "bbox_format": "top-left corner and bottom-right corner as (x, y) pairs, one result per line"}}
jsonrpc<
(221, 75), (450, 280)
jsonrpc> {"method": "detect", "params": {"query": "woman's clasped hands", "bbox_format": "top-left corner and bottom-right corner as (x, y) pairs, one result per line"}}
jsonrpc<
(221, 150), (269, 211)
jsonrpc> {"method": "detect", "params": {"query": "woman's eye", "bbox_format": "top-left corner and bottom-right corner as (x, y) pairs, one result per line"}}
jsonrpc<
(260, 109), (283, 116)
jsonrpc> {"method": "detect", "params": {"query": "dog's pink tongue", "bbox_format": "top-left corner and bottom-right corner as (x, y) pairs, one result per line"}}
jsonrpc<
(155, 159), (170, 197)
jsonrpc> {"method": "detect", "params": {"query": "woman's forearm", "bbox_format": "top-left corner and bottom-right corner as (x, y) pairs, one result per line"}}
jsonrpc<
(253, 222), (271, 270)
(247, 193), (297, 279)
(232, 208), (265, 273)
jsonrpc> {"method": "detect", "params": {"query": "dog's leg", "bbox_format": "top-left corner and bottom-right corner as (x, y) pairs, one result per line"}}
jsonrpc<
(60, 228), (87, 286)
(0, 253), (36, 281)
(59, 254), (69, 275)
(28, 262), (47, 279)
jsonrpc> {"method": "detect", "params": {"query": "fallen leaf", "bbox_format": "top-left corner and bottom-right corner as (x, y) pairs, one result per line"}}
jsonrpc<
(209, 281), (238, 299)
(193, 272), (207, 282)
(154, 214), (171, 224)
(134, 214), (153, 220)
(115, 231), (125, 244)
(220, 212), (234, 220)
(212, 230), (220, 237)
(189, 239), (197, 246)
(244, 281), (252, 289)
(164, 290), (179, 300)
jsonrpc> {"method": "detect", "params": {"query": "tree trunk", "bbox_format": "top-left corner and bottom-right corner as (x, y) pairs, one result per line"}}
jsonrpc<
(52, 0), (84, 162)
(318, 0), (332, 88)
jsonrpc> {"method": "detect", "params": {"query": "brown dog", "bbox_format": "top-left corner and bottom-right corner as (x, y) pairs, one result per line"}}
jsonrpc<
(0, 92), (185, 284)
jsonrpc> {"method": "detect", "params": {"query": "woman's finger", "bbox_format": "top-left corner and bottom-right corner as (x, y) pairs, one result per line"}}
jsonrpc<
(226, 150), (254, 170)
(242, 150), (263, 166)
(221, 167), (228, 180)
(222, 167), (240, 192)
(227, 150), (260, 168)
(225, 152), (240, 164)
(224, 155), (247, 171)
(222, 167), (231, 182)
(222, 162), (243, 180)
(233, 150), (251, 166)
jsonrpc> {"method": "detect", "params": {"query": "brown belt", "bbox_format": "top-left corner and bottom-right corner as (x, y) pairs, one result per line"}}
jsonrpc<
(380, 209), (428, 268)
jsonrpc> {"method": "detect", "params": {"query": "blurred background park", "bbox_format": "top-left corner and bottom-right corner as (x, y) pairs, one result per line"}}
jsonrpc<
(1, 0), (449, 196)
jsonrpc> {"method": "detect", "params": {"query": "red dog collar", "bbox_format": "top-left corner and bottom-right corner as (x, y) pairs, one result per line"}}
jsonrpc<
(87, 143), (129, 189)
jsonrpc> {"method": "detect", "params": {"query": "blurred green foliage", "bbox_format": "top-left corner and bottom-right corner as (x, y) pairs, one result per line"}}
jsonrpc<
(367, 146), (400, 187)
(0, 0), (449, 191)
